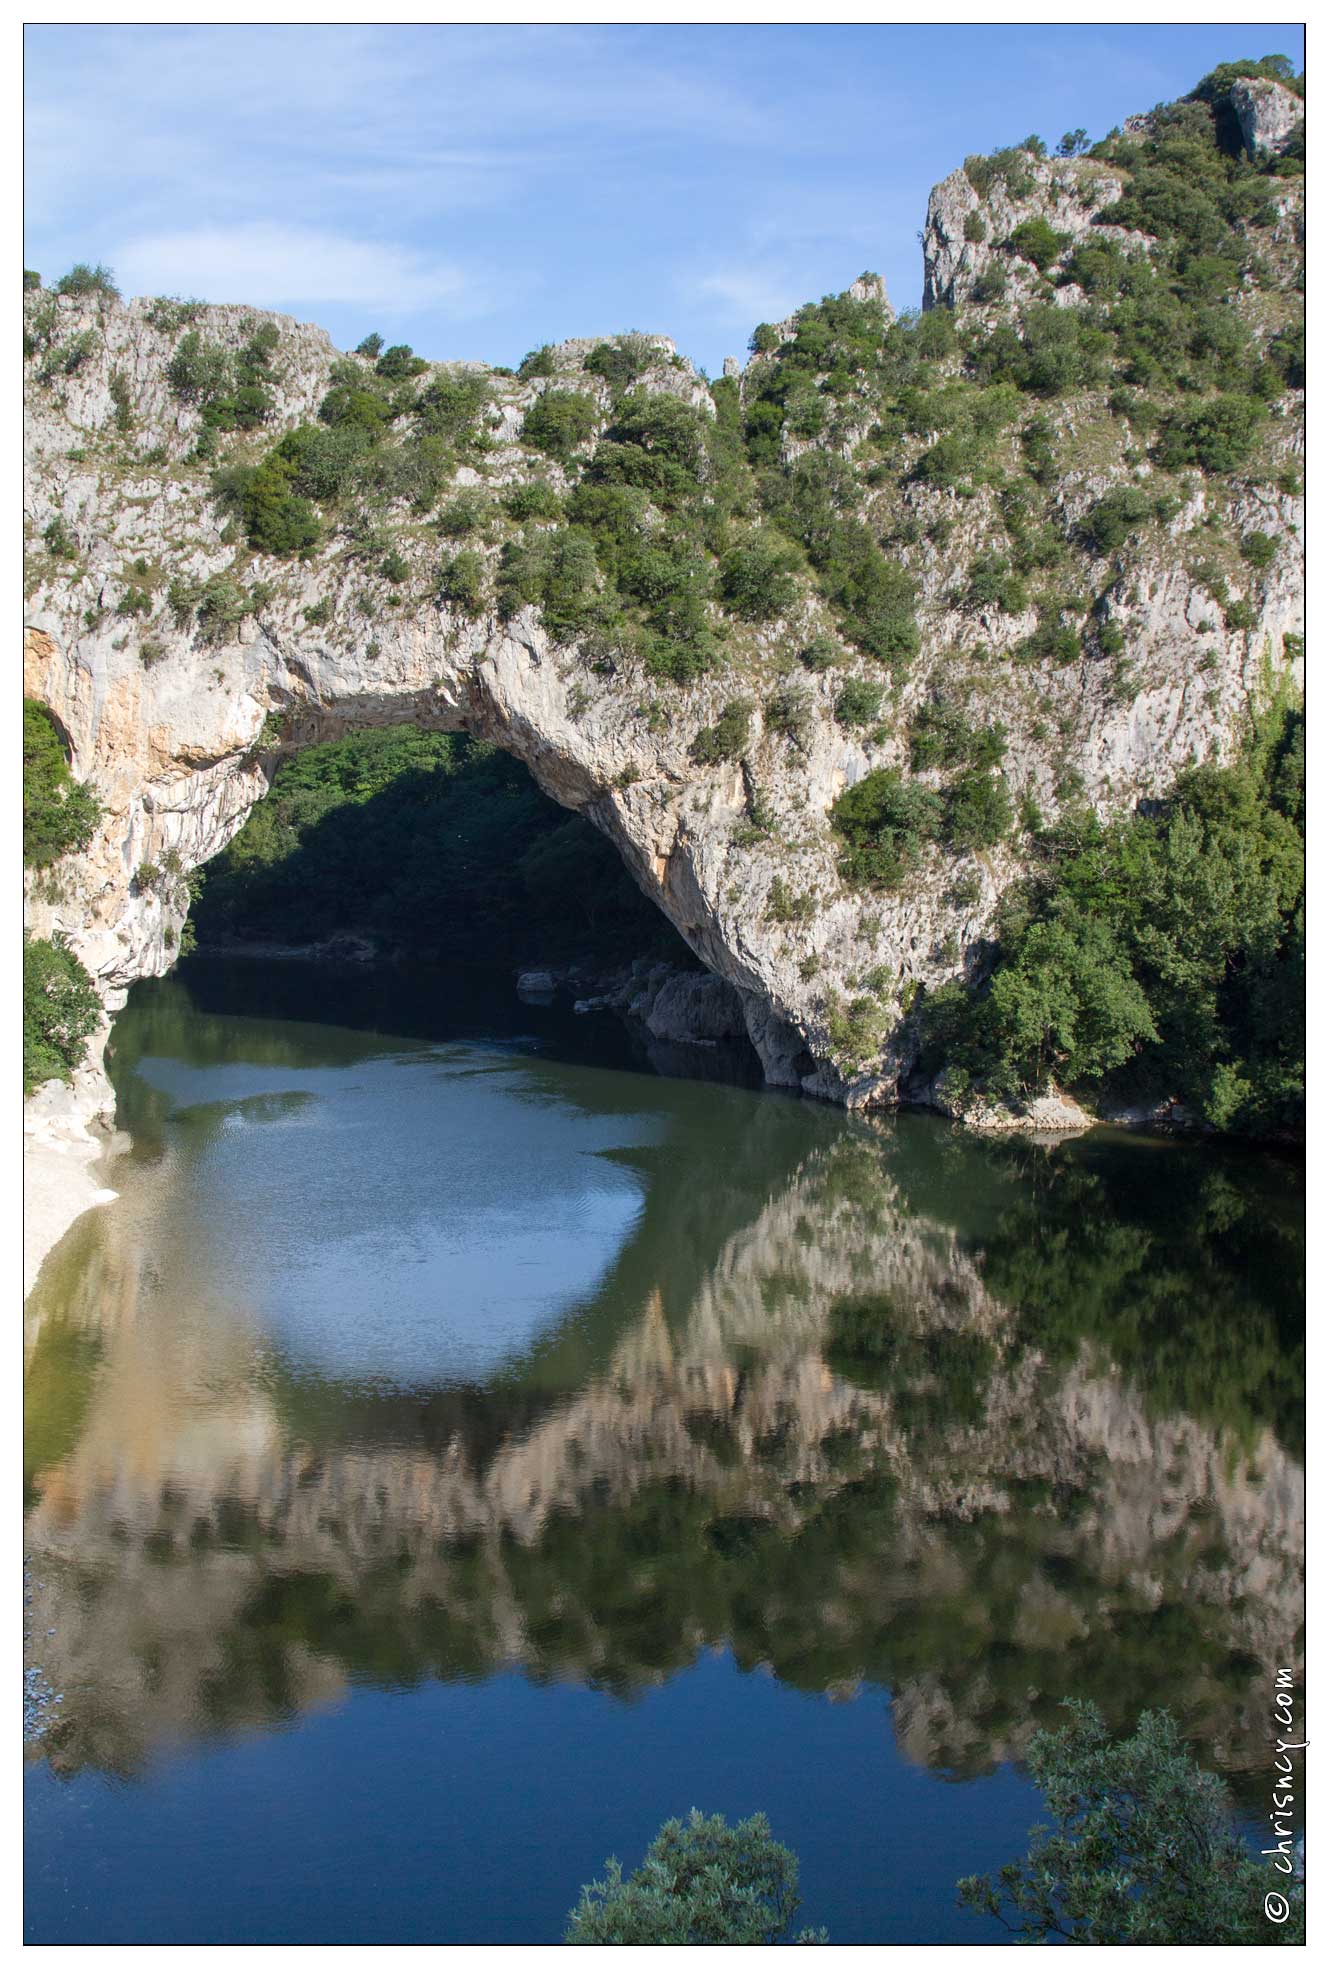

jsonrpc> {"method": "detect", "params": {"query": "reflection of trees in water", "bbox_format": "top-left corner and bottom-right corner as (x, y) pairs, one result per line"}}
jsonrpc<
(24, 1055), (1302, 1800)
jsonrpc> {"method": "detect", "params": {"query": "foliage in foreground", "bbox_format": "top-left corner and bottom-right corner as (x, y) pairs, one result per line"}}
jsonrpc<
(921, 705), (1304, 1135)
(958, 1701), (1303, 1944)
(23, 699), (101, 869)
(24, 936), (100, 1093)
(565, 1810), (824, 1944)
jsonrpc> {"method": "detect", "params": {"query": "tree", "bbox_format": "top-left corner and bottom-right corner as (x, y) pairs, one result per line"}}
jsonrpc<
(375, 342), (428, 380)
(354, 332), (384, 359)
(1057, 127), (1090, 157)
(521, 388), (599, 463)
(24, 936), (101, 1092)
(565, 1810), (825, 1944)
(23, 700), (101, 869)
(690, 698), (753, 765)
(438, 549), (486, 617)
(1007, 218), (1069, 271)
(719, 534), (799, 621)
(53, 262), (119, 299)
(958, 1703), (1304, 1944)
(830, 768), (942, 888)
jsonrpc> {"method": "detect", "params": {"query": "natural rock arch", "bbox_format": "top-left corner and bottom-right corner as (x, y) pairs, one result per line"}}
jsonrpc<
(23, 612), (818, 1098)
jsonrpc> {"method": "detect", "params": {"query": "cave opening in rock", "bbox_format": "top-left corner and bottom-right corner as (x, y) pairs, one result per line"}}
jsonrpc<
(185, 720), (765, 1079)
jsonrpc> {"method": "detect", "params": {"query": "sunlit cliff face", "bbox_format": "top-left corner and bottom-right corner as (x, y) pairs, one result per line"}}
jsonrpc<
(25, 1032), (1302, 1791)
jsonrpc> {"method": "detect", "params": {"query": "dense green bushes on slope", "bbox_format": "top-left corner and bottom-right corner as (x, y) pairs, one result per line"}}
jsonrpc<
(918, 705), (1304, 1134)
(24, 935), (100, 1093)
(190, 726), (678, 966)
(23, 699), (105, 1091)
(23, 699), (101, 869)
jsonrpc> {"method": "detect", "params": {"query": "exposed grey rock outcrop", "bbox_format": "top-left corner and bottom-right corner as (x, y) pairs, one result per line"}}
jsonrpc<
(1231, 76), (1303, 156)
(922, 153), (1137, 313)
(643, 970), (747, 1045)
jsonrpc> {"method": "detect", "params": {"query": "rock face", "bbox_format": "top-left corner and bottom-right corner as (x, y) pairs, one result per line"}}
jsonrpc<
(1231, 77), (1303, 156)
(23, 112), (1304, 1158)
(922, 153), (1136, 312)
(643, 970), (747, 1045)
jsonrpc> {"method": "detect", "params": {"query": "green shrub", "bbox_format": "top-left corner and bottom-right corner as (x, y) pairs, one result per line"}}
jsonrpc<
(1007, 217), (1069, 269)
(354, 333), (384, 359)
(799, 633), (841, 672)
(38, 329), (99, 381)
(496, 528), (603, 639)
(764, 685), (813, 748)
(317, 379), (392, 434)
(502, 480), (563, 523)
(380, 548), (410, 585)
(963, 211), (988, 243)
(375, 343), (428, 381)
(749, 323), (781, 355)
(963, 551), (1028, 614)
(415, 371), (489, 444)
(959, 1702), (1303, 1944)
(1155, 394), (1264, 472)
(971, 263), (1009, 304)
(920, 711), (1304, 1130)
(583, 334), (655, 393)
(271, 422), (372, 504)
(214, 453), (321, 557)
(53, 262), (119, 299)
(195, 574), (249, 641)
(718, 533), (799, 621)
(566, 1810), (821, 1945)
(1082, 486), (1154, 554)
(108, 368), (134, 434)
(522, 388), (599, 462)
(166, 330), (231, 403)
(910, 702), (1006, 772)
(591, 390), (709, 502)
(24, 269), (41, 291)
(517, 345), (557, 380)
(23, 700), (101, 869)
(24, 936), (101, 1093)
(691, 697), (753, 764)
(766, 875), (815, 923)
(833, 678), (882, 729)
(438, 549), (487, 617)
(41, 515), (77, 560)
(1240, 529), (1278, 569)
(437, 492), (487, 538)
(945, 767), (1014, 850)
(830, 768), (942, 888)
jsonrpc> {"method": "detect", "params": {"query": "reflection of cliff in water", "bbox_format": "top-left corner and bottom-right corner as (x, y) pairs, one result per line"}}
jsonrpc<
(25, 1082), (1302, 1802)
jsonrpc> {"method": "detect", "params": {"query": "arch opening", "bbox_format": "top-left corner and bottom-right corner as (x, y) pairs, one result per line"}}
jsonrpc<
(182, 713), (765, 1082)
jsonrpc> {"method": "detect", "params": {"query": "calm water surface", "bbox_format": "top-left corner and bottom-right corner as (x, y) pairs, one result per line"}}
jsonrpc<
(24, 959), (1304, 1944)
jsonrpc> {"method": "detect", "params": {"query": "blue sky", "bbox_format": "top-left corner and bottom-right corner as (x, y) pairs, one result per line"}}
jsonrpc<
(24, 22), (1304, 375)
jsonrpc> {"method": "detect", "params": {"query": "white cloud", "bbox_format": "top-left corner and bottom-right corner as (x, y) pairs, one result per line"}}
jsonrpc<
(111, 222), (481, 315)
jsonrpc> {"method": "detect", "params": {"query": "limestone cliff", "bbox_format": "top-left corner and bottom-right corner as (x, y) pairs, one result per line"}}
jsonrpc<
(23, 85), (1305, 1159)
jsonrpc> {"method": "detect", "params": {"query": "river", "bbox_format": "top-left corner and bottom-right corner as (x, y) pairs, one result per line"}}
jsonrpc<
(23, 958), (1304, 1944)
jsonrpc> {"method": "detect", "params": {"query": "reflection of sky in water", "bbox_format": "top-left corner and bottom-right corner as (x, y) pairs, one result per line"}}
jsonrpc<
(133, 1046), (659, 1386)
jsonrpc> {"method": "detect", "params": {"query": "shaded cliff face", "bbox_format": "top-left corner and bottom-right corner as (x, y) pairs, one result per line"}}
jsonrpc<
(23, 88), (1304, 1111)
(24, 1000), (1302, 1787)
